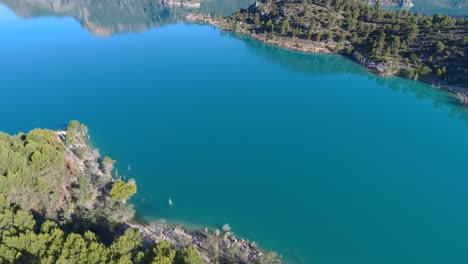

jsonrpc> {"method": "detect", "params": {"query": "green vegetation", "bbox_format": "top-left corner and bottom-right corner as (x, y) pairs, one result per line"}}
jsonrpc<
(179, 247), (204, 264)
(0, 196), (207, 263)
(223, 0), (467, 88)
(152, 241), (176, 264)
(66, 120), (88, 146)
(110, 180), (137, 202)
(102, 156), (115, 173)
(0, 121), (133, 224)
(0, 121), (281, 264)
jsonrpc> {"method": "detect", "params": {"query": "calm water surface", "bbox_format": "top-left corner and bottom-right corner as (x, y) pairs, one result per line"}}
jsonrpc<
(1, 2), (468, 264)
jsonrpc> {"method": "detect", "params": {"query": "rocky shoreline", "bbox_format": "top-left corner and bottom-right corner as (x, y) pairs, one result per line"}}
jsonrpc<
(185, 12), (467, 100)
(160, 0), (200, 9)
(124, 221), (278, 263)
(367, 0), (414, 9)
(59, 127), (280, 264)
(186, 13), (335, 54)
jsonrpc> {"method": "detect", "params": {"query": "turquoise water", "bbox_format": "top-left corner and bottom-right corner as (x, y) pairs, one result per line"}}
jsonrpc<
(1, 3), (468, 264)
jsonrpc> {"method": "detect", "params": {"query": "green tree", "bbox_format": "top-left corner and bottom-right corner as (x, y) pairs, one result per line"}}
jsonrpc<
(152, 241), (176, 264)
(178, 247), (203, 264)
(339, 31), (346, 42)
(315, 32), (322, 42)
(350, 31), (358, 42)
(110, 180), (137, 202)
(66, 120), (88, 145)
(101, 156), (114, 173)
(391, 36), (400, 53)
(254, 13), (260, 27)
(334, 42), (342, 52)
(110, 229), (144, 262)
(280, 18), (290, 34)
(307, 25), (313, 40)
(434, 41), (445, 53)
(265, 19), (274, 33)
(419, 66), (432, 76)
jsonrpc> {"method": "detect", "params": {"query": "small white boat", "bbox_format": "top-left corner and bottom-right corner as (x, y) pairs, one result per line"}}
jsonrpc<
(168, 198), (173, 207)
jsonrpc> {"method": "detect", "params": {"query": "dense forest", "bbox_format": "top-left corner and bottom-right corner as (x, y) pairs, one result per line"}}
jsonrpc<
(0, 121), (136, 225)
(0, 121), (280, 263)
(0, 201), (203, 263)
(214, 0), (467, 90)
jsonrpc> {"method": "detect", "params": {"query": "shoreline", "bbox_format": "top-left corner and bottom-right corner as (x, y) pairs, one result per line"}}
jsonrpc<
(58, 128), (281, 264)
(0, 123), (281, 263)
(124, 219), (276, 263)
(185, 13), (467, 100)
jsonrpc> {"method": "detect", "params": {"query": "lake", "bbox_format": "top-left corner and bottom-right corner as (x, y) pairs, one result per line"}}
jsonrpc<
(0, 1), (467, 264)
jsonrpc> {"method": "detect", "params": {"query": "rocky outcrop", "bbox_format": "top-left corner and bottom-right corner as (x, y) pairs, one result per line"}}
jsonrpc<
(161, 0), (200, 8)
(366, 0), (414, 8)
(352, 52), (393, 75)
(398, 0), (414, 8)
(125, 221), (280, 264)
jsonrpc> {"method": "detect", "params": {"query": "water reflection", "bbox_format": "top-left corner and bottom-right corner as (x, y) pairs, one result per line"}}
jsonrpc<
(1, 0), (464, 37)
(199, 0), (252, 16)
(369, 67), (468, 124)
(0, 0), (252, 35)
(226, 31), (366, 75)
(222, 31), (468, 124)
(1, 0), (466, 123)
(0, 0), (186, 35)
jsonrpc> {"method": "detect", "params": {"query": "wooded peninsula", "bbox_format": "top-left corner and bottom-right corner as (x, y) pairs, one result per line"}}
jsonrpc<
(187, 0), (468, 96)
(0, 121), (280, 264)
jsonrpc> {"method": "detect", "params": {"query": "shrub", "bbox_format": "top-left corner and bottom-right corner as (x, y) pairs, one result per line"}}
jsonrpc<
(110, 180), (137, 202)
(178, 246), (203, 264)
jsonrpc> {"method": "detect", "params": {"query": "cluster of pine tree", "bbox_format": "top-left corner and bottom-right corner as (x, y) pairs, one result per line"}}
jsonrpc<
(0, 196), (203, 263)
(0, 121), (135, 224)
(227, 0), (467, 86)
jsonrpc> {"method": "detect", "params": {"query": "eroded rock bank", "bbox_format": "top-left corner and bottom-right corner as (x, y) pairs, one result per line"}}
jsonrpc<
(125, 221), (280, 264)
(367, 0), (414, 9)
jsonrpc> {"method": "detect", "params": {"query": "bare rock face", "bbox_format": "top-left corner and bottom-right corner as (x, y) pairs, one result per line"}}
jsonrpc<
(251, 0), (276, 15)
(366, 0), (414, 8)
(126, 221), (280, 264)
(352, 52), (392, 75)
(398, 0), (414, 8)
(160, 0), (200, 8)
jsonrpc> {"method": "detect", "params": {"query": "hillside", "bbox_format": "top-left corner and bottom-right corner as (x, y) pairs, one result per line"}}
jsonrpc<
(188, 0), (468, 94)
